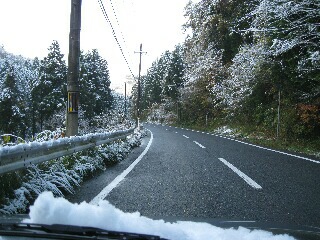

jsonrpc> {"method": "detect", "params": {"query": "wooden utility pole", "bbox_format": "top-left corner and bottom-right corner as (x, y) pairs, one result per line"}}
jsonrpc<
(276, 90), (281, 139)
(134, 44), (147, 127)
(124, 82), (127, 119)
(66, 0), (82, 137)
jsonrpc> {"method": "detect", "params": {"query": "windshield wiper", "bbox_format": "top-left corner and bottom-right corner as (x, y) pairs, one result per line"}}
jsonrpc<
(0, 223), (168, 240)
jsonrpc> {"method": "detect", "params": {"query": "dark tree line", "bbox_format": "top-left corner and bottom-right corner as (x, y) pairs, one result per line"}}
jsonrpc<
(0, 41), (113, 139)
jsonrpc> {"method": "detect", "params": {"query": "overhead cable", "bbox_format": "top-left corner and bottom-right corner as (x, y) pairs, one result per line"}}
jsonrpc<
(108, 0), (131, 58)
(97, 0), (135, 79)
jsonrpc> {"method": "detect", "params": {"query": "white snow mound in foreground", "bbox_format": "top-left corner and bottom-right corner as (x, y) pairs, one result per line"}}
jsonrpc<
(23, 192), (295, 240)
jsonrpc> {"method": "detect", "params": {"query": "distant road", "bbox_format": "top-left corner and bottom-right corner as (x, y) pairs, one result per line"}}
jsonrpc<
(68, 123), (320, 227)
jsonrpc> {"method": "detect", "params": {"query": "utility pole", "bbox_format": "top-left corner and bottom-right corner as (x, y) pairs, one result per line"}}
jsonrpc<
(276, 61), (283, 140)
(134, 43), (147, 127)
(124, 82), (127, 119)
(66, 0), (82, 137)
(276, 89), (281, 139)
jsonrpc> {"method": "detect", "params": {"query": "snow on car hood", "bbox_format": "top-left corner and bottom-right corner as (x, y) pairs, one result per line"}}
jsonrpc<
(23, 192), (295, 240)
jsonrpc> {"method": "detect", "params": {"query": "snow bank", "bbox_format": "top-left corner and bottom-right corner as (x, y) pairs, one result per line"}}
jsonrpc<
(0, 128), (143, 214)
(24, 192), (295, 240)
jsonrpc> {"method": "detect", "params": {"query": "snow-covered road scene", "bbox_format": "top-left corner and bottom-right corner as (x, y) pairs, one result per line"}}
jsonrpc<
(1, 0), (319, 239)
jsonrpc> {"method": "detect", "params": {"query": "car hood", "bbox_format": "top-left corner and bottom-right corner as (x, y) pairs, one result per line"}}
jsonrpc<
(155, 216), (320, 240)
(0, 215), (319, 240)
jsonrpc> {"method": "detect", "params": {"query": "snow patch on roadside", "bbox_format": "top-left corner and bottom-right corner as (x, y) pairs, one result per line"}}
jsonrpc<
(0, 128), (144, 214)
(212, 126), (240, 138)
(24, 192), (295, 240)
(214, 126), (234, 135)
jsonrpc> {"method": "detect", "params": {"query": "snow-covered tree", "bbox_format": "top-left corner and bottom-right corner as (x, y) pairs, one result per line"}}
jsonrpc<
(31, 41), (67, 131)
(0, 65), (25, 135)
(135, 45), (185, 119)
(215, 43), (269, 109)
(162, 44), (185, 101)
(79, 49), (112, 120)
(0, 46), (38, 137)
(246, 0), (320, 101)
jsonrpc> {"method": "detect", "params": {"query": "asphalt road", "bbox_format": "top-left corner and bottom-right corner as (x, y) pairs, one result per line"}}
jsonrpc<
(68, 123), (320, 227)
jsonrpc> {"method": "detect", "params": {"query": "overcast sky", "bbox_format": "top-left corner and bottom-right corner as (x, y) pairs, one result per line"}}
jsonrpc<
(0, 0), (194, 93)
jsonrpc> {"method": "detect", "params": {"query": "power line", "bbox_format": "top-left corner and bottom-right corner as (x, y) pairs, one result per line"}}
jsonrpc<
(97, 0), (135, 79)
(108, 0), (131, 58)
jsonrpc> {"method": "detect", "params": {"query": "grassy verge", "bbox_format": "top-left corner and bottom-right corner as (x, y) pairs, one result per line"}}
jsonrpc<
(243, 136), (320, 158)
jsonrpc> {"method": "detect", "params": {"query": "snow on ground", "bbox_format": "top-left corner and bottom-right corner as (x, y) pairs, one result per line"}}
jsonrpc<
(0, 127), (143, 214)
(213, 126), (234, 135)
(23, 192), (295, 240)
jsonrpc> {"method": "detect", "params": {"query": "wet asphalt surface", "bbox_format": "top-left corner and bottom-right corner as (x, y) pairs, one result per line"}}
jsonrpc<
(67, 123), (320, 227)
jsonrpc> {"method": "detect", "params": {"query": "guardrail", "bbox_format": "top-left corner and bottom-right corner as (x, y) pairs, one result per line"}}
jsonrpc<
(0, 128), (135, 175)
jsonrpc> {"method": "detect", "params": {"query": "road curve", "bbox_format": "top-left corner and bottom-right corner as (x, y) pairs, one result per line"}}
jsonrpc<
(69, 123), (320, 227)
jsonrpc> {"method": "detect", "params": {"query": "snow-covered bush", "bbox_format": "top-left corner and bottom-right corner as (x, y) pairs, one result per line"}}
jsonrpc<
(0, 134), (25, 146)
(34, 128), (65, 142)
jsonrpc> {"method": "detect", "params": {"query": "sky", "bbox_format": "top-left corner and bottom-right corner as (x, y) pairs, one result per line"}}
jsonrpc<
(0, 0), (193, 94)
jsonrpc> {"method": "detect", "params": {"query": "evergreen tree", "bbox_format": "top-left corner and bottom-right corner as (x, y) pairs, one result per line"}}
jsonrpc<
(79, 49), (112, 120)
(0, 46), (40, 137)
(163, 45), (185, 101)
(29, 57), (41, 136)
(140, 58), (165, 109)
(31, 41), (67, 131)
(0, 65), (24, 135)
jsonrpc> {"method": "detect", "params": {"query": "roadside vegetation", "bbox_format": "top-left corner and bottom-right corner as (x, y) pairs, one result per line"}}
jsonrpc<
(0, 42), (139, 214)
(0, 127), (144, 214)
(0, 41), (131, 138)
(133, 0), (319, 157)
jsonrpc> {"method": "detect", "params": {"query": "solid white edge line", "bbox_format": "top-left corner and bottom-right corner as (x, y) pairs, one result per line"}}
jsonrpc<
(193, 141), (206, 149)
(153, 124), (319, 164)
(218, 158), (262, 189)
(208, 133), (319, 164)
(90, 129), (154, 205)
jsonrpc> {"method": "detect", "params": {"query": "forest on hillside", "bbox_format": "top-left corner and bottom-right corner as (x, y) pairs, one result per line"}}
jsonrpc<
(0, 42), (135, 214)
(133, 0), (319, 141)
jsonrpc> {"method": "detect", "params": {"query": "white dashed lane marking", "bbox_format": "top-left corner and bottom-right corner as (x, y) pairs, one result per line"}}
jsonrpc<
(218, 158), (262, 189)
(193, 141), (206, 149)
